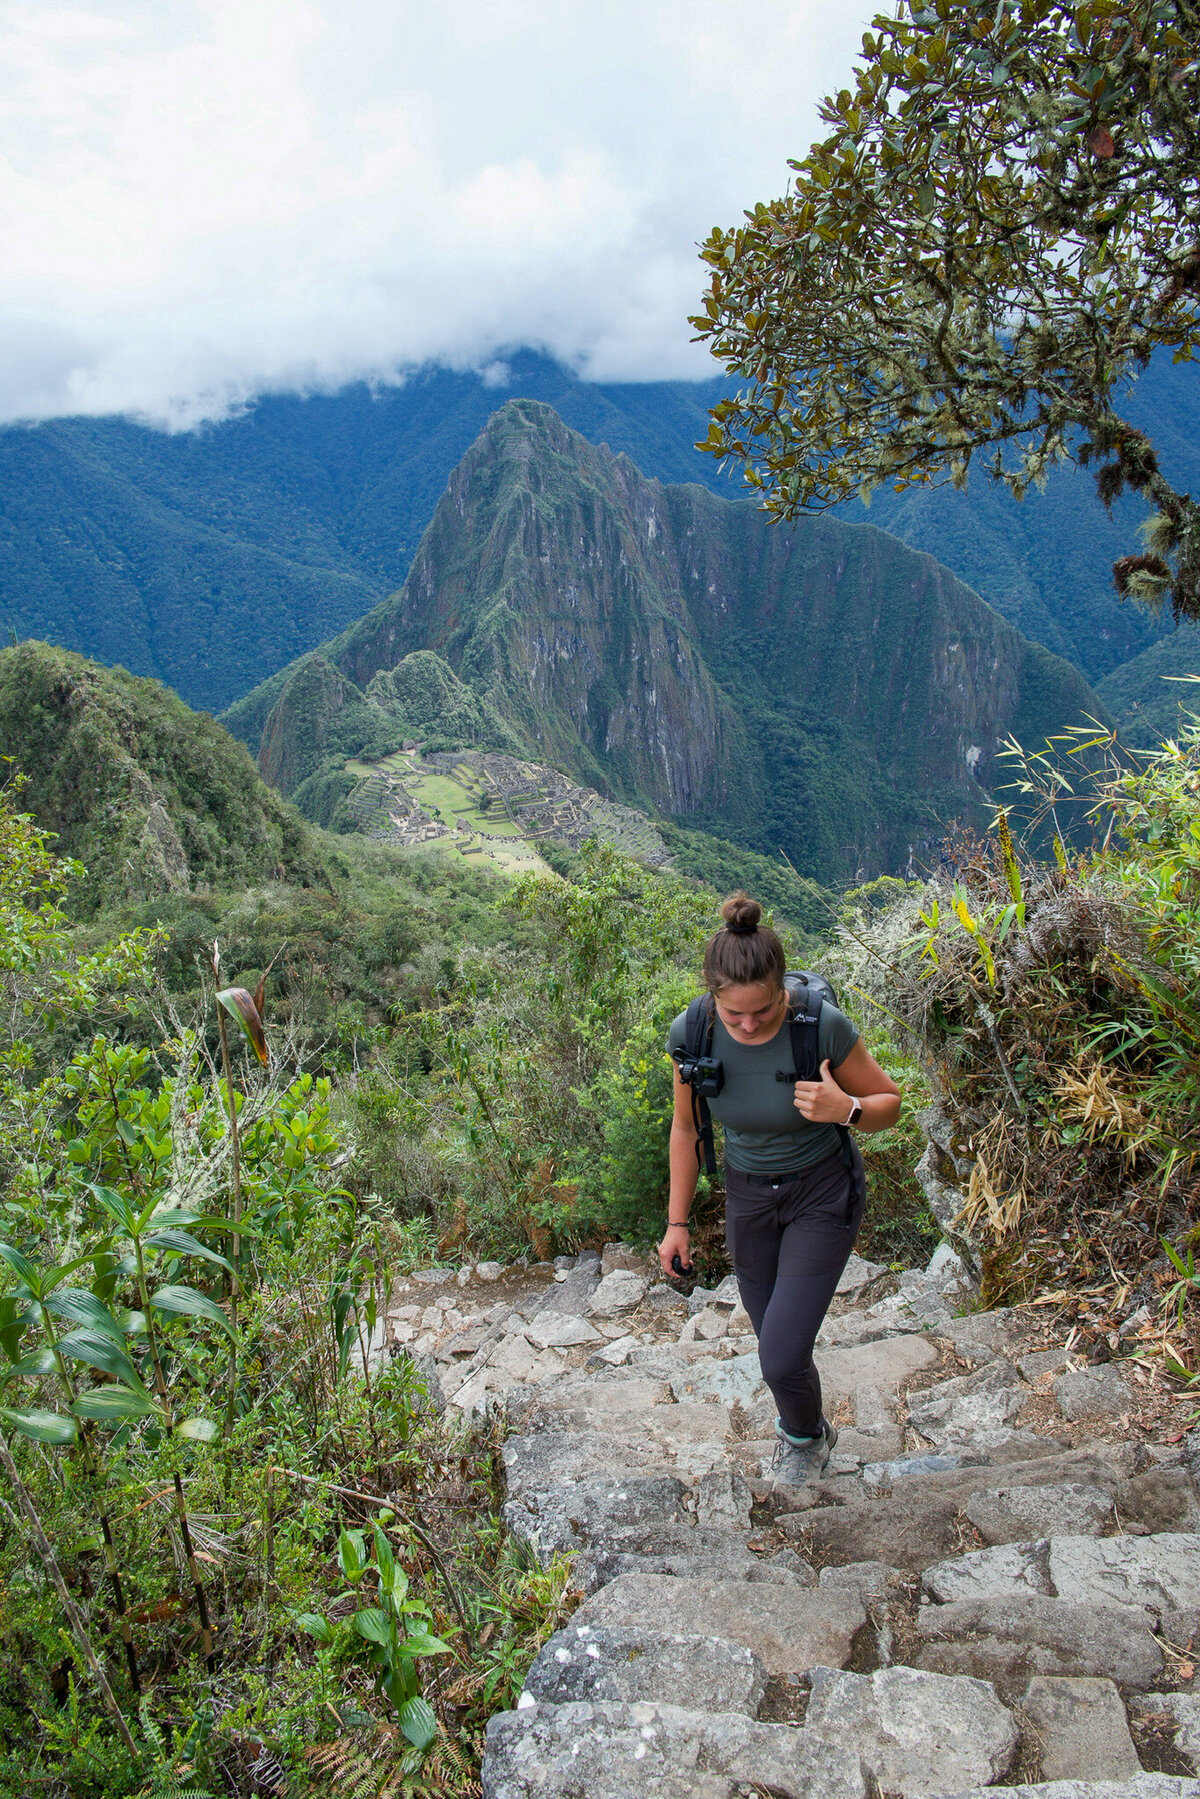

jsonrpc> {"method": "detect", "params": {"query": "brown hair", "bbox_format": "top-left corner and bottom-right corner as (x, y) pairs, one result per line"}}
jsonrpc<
(702, 891), (786, 995)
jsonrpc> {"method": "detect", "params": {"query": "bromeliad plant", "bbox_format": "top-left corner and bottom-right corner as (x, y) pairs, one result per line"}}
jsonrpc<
(298, 1523), (450, 1755)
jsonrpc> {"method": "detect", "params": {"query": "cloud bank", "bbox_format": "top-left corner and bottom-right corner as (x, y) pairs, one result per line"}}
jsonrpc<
(0, 0), (873, 427)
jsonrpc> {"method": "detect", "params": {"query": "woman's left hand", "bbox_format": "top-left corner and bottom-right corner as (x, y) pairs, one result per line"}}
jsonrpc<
(793, 1058), (854, 1124)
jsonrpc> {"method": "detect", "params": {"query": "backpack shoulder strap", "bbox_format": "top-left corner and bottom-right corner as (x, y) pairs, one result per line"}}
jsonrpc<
(782, 971), (855, 1176)
(782, 973), (822, 1084)
(683, 993), (715, 1059)
(679, 993), (717, 1176)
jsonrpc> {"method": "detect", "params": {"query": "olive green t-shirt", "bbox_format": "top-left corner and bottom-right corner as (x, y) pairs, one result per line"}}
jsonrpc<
(667, 1001), (860, 1175)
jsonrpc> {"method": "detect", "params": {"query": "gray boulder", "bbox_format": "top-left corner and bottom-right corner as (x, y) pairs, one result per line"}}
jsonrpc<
(804, 1663), (1019, 1796)
(1053, 1365), (1132, 1420)
(587, 1270), (650, 1316)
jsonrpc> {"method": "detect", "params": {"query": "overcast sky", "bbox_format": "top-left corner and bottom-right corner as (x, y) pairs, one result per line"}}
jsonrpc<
(0, 0), (874, 428)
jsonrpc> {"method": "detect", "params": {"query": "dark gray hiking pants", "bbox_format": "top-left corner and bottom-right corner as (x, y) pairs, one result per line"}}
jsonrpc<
(725, 1143), (866, 1440)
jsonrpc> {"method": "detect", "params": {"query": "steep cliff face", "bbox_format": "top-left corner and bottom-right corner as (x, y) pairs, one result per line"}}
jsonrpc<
(239, 400), (1101, 878)
(334, 403), (743, 815)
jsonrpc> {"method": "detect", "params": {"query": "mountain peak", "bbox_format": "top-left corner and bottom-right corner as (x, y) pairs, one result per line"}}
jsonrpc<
(238, 401), (1101, 879)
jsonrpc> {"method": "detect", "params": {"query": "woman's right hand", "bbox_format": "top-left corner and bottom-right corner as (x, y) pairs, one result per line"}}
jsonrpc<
(658, 1222), (691, 1278)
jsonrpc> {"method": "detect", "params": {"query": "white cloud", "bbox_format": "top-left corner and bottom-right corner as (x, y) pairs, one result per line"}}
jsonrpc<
(0, 0), (874, 426)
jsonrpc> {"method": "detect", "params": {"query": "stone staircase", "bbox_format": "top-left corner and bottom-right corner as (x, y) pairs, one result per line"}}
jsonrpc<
(380, 1245), (1200, 1798)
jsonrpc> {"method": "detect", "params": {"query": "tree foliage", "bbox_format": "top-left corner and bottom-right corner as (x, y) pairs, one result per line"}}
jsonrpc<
(693, 0), (1200, 621)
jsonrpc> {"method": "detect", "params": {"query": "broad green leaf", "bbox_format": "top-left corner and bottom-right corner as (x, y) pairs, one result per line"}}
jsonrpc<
(5, 1347), (57, 1380)
(1, 1405), (78, 1444)
(401, 1630), (452, 1656)
(149, 1285), (236, 1341)
(217, 987), (269, 1065)
(397, 1694), (438, 1752)
(373, 1522), (397, 1589)
(87, 1185), (137, 1236)
(46, 1289), (124, 1339)
(338, 1528), (368, 1581)
(296, 1612), (335, 1643)
(71, 1384), (159, 1422)
(0, 1294), (32, 1362)
(0, 1242), (40, 1293)
(55, 1329), (144, 1386)
(143, 1229), (234, 1275)
(176, 1416), (219, 1442)
(352, 1607), (393, 1646)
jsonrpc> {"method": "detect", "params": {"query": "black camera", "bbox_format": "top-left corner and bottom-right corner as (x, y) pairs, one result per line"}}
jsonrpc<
(673, 1051), (724, 1098)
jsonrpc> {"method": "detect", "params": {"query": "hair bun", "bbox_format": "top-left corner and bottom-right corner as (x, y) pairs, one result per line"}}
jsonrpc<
(721, 891), (761, 936)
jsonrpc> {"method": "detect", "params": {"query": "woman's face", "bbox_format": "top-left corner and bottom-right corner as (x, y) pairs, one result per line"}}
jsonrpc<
(713, 980), (786, 1044)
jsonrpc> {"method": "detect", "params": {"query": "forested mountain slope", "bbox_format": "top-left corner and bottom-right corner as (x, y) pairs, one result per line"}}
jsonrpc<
(1, 350), (1196, 722)
(231, 400), (1100, 883)
(0, 641), (324, 916)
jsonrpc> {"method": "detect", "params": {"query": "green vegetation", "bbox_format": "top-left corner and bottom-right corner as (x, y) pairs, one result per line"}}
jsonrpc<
(0, 644), (324, 918)
(694, 0), (1200, 622)
(842, 712), (1200, 1349)
(0, 683), (931, 1793)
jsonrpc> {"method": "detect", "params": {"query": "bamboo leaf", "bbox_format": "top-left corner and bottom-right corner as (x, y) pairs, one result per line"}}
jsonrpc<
(0, 1405), (78, 1444)
(143, 1229), (234, 1274)
(5, 1347), (57, 1379)
(46, 1289), (125, 1339)
(55, 1329), (144, 1387)
(87, 1185), (138, 1236)
(150, 1284), (236, 1341)
(0, 1243), (40, 1292)
(71, 1384), (160, 1422)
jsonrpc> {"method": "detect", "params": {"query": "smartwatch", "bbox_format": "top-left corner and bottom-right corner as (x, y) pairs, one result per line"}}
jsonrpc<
(844, 1099), (863, 1127)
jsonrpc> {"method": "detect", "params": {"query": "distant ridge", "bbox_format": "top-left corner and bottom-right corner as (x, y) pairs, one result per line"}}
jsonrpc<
(1, 348), (1197, 724)
(231, 400), (1102, 883)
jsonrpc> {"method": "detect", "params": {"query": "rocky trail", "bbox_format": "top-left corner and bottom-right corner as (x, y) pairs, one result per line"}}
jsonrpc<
(378, 1245), (1200, 1798)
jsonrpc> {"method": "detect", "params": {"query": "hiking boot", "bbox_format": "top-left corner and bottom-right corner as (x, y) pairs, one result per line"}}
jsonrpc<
(769, 1417), (837, 1485)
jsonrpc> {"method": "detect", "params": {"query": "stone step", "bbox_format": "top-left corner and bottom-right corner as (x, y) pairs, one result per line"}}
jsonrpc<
(571, 1572), (866, 1677)
(481, 1700), (868, 1799)
(921, 1530), (1200, 1622)
(523, 1624), (767, 1713)
(803, 1664), (1019, 1796)
(932, 1781), (1199, 1798)
(787, 1446), (1147, 1572)
(912, 1591), (1165, 1692)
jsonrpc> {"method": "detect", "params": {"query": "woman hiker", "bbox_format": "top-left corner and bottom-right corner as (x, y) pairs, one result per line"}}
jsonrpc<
(658, 892), (901, 1483)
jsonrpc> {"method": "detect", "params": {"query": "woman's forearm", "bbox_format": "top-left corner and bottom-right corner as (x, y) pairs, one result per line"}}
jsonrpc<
(848, 1091), (902, 1134)
(666, 1122), (700, 1223)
